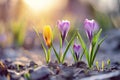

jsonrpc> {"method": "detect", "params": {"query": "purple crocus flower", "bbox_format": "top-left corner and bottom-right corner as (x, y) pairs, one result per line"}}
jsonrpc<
(84, 19), (99, 42)
(73, 43), (81, 60)
(57, 20), (70, 45)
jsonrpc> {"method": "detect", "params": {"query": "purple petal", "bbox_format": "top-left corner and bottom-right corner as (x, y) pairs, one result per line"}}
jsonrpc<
(57, 20), (70, 45)
(73, 43), (81, 54)
(86, 30), (92, 42)
(84, 19), (99, 42)
(73, 43), (81, 60)
(93, 20), (99, 31)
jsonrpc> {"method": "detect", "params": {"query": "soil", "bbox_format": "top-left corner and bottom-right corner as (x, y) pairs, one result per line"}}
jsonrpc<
(0, 59), (120, 80)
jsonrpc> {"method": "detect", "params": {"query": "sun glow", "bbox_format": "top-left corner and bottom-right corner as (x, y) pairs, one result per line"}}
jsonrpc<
(24, 0), (58, 12)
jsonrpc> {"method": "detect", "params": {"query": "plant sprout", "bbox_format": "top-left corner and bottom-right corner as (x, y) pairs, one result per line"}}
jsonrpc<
(96, 61), (99, 71)
(102, 61), (105, 71)
(107, 59), (111, 69)
(24, 72), (30, 80)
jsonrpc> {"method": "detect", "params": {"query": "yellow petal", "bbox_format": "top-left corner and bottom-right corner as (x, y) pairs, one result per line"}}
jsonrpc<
(43, 25), (53, 47)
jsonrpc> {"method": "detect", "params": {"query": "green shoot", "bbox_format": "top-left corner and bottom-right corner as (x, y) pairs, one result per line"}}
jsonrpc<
(96, 61), (99, 71)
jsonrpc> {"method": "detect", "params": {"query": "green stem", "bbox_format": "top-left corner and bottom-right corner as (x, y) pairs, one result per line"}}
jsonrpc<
(48, 48), (50, 63)
(52, 44), (60, 63)
(79, 51), (84, 61)
(61, 32), (76, 63)
(65, 40), (77, 62)
(77, 32), (90, 67)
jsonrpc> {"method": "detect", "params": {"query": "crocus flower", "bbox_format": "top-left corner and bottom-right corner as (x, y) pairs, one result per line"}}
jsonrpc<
(73, 43), (81, 60)
(84, 19), (99, 42)
(57, 20), (70, 45)
(43, 25), (53, 48)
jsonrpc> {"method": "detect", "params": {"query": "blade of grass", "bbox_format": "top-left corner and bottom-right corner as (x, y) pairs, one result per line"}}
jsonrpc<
(92, 29), (102, 45)
(47, 48), (51, 63)
(91, 36), (106, 65)
(52, 44), (60, 63)
(65, 40), (77, 62)
(89, 29), (102, 66)
(79, 50), (85, 61)
(77, 32), (90, 66)
(33, 26), (48, 63)
(61, 32), (77, 63)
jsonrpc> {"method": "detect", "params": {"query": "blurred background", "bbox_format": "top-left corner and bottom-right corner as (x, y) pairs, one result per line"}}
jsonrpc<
(0, 0), (120, 64)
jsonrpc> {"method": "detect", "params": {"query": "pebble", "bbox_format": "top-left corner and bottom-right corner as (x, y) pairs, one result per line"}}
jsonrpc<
(30, 65), (54, 80)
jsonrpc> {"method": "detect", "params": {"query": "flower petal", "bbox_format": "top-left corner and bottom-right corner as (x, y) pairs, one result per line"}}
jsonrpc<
(57, 20), (70, 45)
(84, 19), (99, 42)
(43, 25), (53, 47)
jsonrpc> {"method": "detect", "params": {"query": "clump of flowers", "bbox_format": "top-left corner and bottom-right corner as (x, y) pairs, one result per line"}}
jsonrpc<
(52, 20), (76, 63)
(34, 18), (106, 68)
(77, 19), (106, 68)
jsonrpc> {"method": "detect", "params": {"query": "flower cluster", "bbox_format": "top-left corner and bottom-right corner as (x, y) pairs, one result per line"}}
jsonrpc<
(34, 19), (105, 68)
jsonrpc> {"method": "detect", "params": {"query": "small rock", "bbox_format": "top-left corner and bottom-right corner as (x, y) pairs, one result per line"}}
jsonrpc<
(48, 61), (59, 69)
(73, 68), (88, 79)
(72, 61), (87, 68)
(9, 61), (25, 72)
(29, 61), (37, 68)
(59, 67), (74, 80)
(30, 66), (54, 80)
(19, 77), (25, 80)
(4, 59), (12, 65)
(11, 74), (21, 80)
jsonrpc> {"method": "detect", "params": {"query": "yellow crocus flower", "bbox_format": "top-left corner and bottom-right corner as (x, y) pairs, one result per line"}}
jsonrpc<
(43, 25), (53, 47)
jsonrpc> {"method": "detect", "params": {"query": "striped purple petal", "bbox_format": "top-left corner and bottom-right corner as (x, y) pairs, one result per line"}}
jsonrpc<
(73, 43), (81, 60)
(57, 20), (70, 45)
(84, 19), (99, 42)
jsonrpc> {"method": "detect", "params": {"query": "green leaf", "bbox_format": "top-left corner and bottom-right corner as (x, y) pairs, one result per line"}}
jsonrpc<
(90, 29), (102, 66)
(61, 32), (77, 63)
(52, 44), (60, 63)
(47, 48), (51, 63)
(79, 50), (84, 61)
(41, 43), (48, 63)
(24, 72), (30, 80)
(33, 26), (48, 63)
(77, 32), (90, 66)
(33, 26), (41, 40)
(92, 36), (106, 64)
(92, 29), (102, 46)
(65, 40), (77, 62)
(90, 43), (97, 66)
